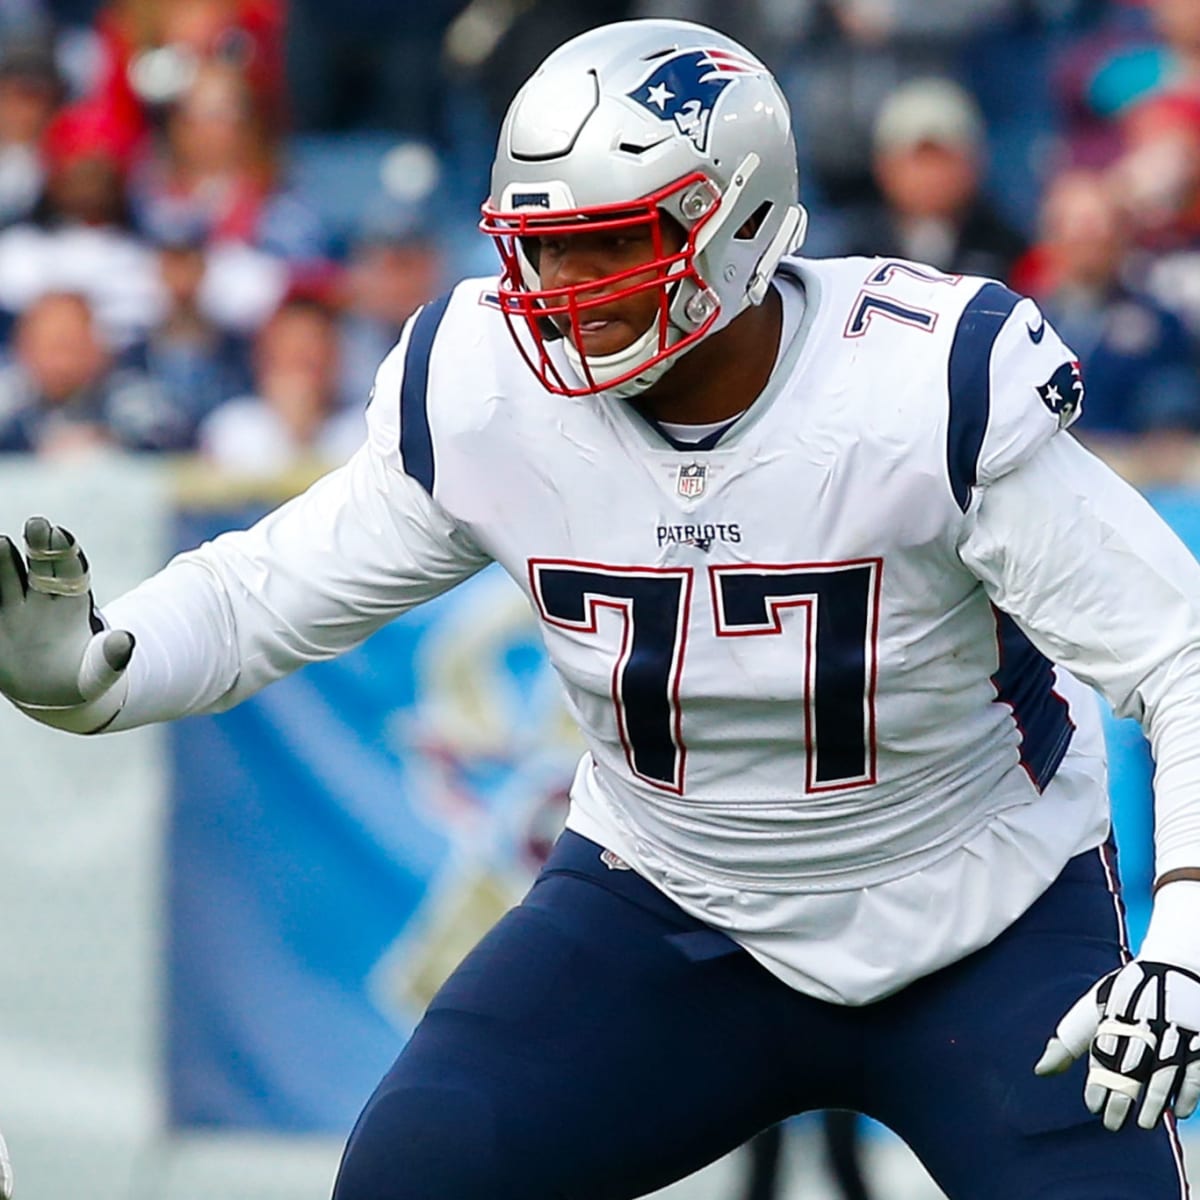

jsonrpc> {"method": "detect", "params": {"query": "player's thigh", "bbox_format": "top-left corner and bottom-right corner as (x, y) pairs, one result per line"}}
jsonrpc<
(866, 844), (1188, 1200)
(333, 850), (797, 1200)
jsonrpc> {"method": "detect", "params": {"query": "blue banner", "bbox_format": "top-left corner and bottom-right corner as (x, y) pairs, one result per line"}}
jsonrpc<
(168, 507), (581, 1131)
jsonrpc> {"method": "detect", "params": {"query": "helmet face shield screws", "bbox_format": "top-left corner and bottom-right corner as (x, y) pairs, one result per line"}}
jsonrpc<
(684, 287), (718, 326)
(681, 185), (715, 221)
(480, 19), (807, 399)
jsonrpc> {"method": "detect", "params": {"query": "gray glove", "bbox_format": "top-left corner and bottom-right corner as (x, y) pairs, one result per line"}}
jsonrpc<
(0, 517), (133, 734)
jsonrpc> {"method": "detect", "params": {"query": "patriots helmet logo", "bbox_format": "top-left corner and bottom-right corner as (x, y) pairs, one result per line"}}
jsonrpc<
(1036, 359), (1085, 427)
(627, 49), (758, 153)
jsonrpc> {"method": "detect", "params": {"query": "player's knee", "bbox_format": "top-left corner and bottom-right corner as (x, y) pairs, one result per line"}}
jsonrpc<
(332, 1084), (504, 1200)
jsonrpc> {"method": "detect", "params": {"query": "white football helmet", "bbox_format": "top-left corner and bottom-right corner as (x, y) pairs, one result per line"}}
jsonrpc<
(480, 19), (807, 398)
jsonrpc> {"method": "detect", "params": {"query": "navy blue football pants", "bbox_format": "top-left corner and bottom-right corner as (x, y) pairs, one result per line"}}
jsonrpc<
(332, 832), (1188, 1200)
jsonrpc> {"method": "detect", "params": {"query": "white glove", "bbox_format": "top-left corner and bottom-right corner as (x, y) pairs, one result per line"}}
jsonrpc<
(1035, 882), (1200, 1132)
(0, 1124), (12, 1199)
(0, 517), (134, 734)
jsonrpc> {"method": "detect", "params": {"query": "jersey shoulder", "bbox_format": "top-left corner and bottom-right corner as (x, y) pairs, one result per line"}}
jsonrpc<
(780, 254), (1086, 510)
(363, 274), (529, 493)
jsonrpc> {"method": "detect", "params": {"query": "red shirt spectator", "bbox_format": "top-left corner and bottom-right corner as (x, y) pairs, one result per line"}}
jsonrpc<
(90, 0), (286, 146)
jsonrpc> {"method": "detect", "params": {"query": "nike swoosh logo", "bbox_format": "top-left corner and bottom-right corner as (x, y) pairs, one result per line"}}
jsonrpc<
(1027, 316), (1046, 344)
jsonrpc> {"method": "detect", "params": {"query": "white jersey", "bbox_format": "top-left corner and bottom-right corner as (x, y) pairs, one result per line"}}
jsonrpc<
(105, 255), (1200, 1003)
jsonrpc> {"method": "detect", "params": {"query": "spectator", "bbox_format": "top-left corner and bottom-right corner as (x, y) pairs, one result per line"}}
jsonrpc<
(775, 0), (1020, 219)
(130, 59), (324, 331)
(122, 218), (252, 435)
(1024, 167), (1200, 483)
(338, 196), (445, 406)
(0, 290), (188, 454)
(840, 77), (1028, 279)
(1151, 0), (1200, 88)
(1089, 0), (1200, 112)
(133, 59), (322, 257)
(151, 0), (285, 123)
(1055, 0), (1200, 168)
(0, 100), (162, 349)
(1110, 88), (1200, 337)
(198, 295), (364, 474)
(0, 35), (63, 229)
(89, 0), (285, 143)
(1113, 90), (1200, 239)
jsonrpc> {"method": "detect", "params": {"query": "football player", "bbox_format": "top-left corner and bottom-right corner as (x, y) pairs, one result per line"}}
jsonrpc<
(2, 18), (1200, 1200)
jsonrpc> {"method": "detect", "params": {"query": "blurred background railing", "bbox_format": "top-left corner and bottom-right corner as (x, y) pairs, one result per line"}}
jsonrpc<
(0, 1), (1199, 1196)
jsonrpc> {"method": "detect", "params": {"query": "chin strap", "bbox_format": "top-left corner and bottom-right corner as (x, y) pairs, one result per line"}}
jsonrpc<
(562, 319), (680, 399)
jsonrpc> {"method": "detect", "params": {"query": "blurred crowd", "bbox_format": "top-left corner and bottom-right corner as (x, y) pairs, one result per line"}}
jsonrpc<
(0, 0), (1196, 487)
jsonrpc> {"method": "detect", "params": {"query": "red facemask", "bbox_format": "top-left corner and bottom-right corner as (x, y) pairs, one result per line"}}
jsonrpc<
(479, 172), (722, 396)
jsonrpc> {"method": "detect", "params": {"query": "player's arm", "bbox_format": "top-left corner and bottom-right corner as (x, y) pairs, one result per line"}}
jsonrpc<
(108, 441), (489, 730)
(0, 305), (493, 733)
(959, 430), (1200, 1132)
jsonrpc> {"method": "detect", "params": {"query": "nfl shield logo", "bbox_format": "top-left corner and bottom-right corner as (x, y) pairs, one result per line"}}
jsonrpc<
(677, 462), (707, 498)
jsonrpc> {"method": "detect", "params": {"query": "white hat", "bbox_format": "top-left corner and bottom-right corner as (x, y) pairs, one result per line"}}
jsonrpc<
(873, 77), (985, 154)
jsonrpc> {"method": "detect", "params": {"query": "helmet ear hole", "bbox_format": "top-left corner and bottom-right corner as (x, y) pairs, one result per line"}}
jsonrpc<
(735, 200), (774, 241)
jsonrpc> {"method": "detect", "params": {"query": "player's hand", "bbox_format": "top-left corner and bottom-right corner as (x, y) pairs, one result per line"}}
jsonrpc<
(1035, 959), (1200, 1131)
(0, 517), (134, 734)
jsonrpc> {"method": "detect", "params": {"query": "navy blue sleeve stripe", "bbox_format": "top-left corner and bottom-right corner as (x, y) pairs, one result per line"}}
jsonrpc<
(990, 609), (1075, 792)
(946, 281), (1022, 512)
(398, 291), (453, 494)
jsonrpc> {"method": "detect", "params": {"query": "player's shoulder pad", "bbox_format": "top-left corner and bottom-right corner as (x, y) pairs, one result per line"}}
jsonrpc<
(945, 279), (1083, 512)
(364, 276), (500, 494)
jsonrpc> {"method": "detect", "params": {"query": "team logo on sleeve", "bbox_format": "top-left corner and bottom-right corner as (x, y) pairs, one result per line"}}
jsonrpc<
(627, 50), (758, 153)
(676, 461), (708, 498)
(1036, 360), (1084, 427)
